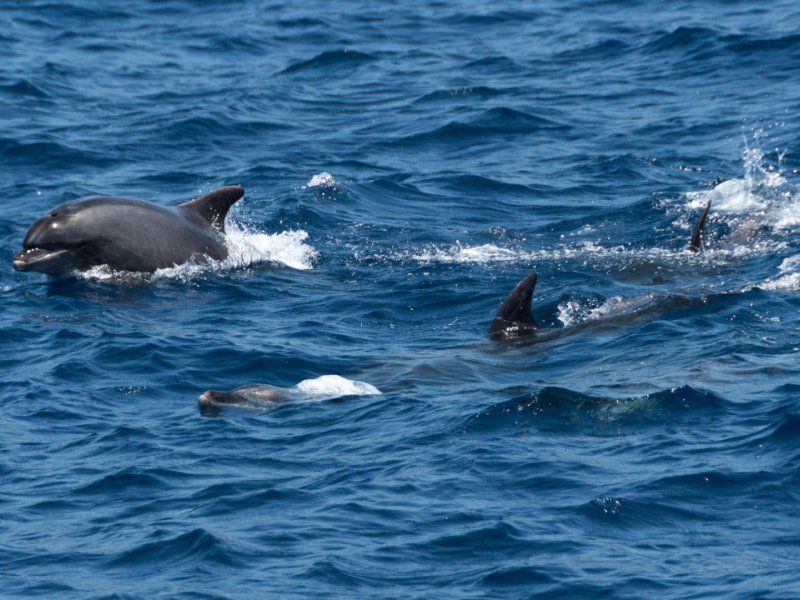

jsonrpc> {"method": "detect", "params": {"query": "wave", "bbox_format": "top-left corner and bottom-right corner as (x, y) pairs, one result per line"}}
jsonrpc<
(644, 26), (718, 55)
(427, 174), (547, 197)
(0, 138), (109, 169)
(463, 56), (520, 71)
(160, 115), (289, 140)
(276, 17), (328, 29)
(750, 413), (800, 447)
(444, 11), (540, 26)
(400, 107), (566, 145)
(280, 50), (376, 74)
(578, 496), (710, 528)
(0, 80), (50, 98)
(480, 565), (555, 587)
(556, 39), (630, 61)
(728, 33), (800, 54)
(75, 469), (167, 495)
(464, 386), (728, 433)
(107, 528), (246, 569)
(413, 86), (512, 104)
(190, 35), (269, 55)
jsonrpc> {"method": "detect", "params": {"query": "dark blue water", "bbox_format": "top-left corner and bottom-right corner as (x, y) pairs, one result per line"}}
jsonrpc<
(3, 1), (800, 597)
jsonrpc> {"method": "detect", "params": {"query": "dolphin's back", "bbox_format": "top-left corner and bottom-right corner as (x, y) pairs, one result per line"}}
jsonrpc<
(62, 196), (228, 272)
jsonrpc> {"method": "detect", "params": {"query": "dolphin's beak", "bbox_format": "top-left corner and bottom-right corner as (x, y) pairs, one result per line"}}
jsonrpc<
(13, 247), (77, 275)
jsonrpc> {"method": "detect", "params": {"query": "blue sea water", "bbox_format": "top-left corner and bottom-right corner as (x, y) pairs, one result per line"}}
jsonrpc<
(2, 0), (800, 597)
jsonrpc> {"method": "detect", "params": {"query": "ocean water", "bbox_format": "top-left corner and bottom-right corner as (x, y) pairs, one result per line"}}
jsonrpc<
(2, 0), (800, 597)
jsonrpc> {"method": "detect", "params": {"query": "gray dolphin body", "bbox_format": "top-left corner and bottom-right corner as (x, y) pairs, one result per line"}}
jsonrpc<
(13, 186), (244, 276)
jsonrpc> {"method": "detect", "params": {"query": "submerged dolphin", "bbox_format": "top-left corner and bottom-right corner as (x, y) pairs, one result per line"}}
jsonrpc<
(13, 186), (244, 275)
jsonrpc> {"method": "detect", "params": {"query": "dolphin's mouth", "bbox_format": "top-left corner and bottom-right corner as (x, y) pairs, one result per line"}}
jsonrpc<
(13, 247), (78, 275)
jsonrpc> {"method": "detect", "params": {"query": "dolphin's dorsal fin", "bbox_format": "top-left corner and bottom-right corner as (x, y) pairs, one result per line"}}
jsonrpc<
(178, 186), (244, 232)
(689, 200), (711, 252)
(488, 272), (540, 339)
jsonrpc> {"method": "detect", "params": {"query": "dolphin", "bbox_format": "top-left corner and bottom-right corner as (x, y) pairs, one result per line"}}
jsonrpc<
(490, 207), (720, 340)
(13, 186), (245, 276)
(488, 271), (719, 342)
(199, 375), (382, 414)
(687, 197), (769, 252)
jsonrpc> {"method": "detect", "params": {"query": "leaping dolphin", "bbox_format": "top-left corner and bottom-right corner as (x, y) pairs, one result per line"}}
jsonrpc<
(13, 186), (245, 276)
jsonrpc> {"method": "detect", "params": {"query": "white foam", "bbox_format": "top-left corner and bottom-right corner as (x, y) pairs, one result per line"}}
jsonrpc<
(404, 240), (713, 266)
(685, 178), (767, 213)
(303, 172), (335, 188)
(758, 255), (800, 292)
(412, 243), (524, 264)
(225, 225), (316, 271)
(774, 202), (800, 231)
(293, 375), (381, 399)
(777, 255), (800, 274)
(557, 295), (653, 328)
(759, 273), (800, 292)
(557, 299), (588, 327)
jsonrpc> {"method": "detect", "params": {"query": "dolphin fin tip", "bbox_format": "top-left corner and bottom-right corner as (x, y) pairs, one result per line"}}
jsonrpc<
(488, 272), (540, 339)
(689, 199), (711, 252)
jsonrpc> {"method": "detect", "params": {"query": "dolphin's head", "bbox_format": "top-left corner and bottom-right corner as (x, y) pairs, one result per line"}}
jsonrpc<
(14, 202), (101, 276)
(198, 390), (240, 407)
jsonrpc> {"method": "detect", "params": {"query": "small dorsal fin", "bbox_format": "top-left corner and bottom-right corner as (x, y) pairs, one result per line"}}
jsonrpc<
(489, 272), (540, 339)
(689, 200), (711, 252)
(178, 186), (244, 232)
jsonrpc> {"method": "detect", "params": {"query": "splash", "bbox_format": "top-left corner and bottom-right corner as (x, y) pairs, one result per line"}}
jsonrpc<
(293, 375), (382, 398)
(684, 133), (799, 222)
(403, 240), (716, 266)
(557, 295), (654, 328)
(225, 223), (317, 271)
(557, 299), (588, 327)
(303, 172), (336, 188)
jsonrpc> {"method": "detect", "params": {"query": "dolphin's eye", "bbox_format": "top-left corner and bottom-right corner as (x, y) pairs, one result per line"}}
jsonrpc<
(49, 212), (58, 217)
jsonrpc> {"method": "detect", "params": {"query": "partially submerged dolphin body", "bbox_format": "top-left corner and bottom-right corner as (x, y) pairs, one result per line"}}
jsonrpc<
(489, 204), (717, 340)
(687, 197), (768, 253)
(199, 375), (382, 413)
(488, 271), (717, 342)
(13, 186), (244, 275)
